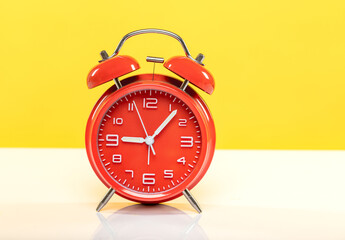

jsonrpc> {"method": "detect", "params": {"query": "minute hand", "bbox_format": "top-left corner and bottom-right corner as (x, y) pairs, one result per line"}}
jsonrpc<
(152, 110), (177, 139)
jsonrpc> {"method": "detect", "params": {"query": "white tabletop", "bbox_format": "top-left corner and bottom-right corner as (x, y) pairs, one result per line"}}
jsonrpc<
(0, 149), (345, 239)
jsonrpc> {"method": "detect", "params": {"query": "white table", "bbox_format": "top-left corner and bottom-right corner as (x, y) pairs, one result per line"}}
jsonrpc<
(1, 149), (344, 239)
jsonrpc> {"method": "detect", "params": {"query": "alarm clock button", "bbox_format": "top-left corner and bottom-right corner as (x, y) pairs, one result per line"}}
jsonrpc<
(164, 56), (215, 94)
(146, 56), (164, 63)
(87, 55), (140, 89)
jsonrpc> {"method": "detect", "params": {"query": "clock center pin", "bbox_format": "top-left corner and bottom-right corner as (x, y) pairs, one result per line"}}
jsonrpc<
(145, 136), (155, 146)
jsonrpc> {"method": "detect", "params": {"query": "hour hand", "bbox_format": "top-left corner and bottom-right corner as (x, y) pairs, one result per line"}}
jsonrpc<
(121, 136), (145, 143)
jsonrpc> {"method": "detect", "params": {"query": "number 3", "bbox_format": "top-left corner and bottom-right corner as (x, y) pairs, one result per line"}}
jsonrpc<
(181, 136), (193, 148)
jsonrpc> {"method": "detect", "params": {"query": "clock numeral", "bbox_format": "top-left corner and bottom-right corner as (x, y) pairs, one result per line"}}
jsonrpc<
(142, 173), (155, 185)
(181, 136), (193, 148)
(106, 134), (119, 146)
(169, 104), (172, 112)
(164, 170), (174, 179)
(125, 170), (134, 179)
(112, 154), (122, 163)
(113, 117), (123, 125)
(179, 119), (187, 127)
(143, 98), (158, 109)
(128, 103), (134, 111)
(177, 157), (186, 165)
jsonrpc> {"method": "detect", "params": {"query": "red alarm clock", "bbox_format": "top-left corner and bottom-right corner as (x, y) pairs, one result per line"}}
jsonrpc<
(85, 29), (215, 213)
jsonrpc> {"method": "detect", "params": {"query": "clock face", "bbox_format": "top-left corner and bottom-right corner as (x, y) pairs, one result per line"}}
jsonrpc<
(96, 89), (202, 194)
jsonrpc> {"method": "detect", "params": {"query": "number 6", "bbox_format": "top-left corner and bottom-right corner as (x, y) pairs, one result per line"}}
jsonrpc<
(142, 173), (155, 185)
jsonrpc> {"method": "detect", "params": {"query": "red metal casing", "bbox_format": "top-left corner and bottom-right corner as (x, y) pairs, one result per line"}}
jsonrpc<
(85, 74), (216, 203)
(87, 55), (140, 89)
(164, 56), (215, 94)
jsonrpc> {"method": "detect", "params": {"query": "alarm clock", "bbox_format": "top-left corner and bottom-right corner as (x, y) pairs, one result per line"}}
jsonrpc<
(85, 29), (215, 213)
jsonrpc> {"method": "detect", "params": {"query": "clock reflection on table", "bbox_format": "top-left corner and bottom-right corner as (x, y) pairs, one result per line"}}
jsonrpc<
(92, 204), (208, 240)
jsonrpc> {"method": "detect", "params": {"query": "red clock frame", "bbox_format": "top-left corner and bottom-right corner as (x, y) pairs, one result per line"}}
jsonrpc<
(86, 74), (216, 203)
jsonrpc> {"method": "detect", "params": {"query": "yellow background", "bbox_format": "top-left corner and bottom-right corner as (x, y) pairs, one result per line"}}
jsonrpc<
(0, 0), (344, 149)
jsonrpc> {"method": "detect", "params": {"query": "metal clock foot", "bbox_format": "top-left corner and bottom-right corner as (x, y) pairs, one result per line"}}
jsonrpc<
(96, 188), (115, 212)
(182, 189), (202, 213)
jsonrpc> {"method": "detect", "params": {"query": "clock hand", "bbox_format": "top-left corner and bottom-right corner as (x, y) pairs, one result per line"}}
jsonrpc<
(147, 145), (150, 165)
(152, 110), (177, 139)
(132, 100), (156, 155)
(121, 136), (145, 143)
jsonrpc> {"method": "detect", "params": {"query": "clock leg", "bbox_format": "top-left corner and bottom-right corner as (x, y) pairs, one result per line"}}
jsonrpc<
(96, 188), (115, 212)
(182, 189), (202, 213)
